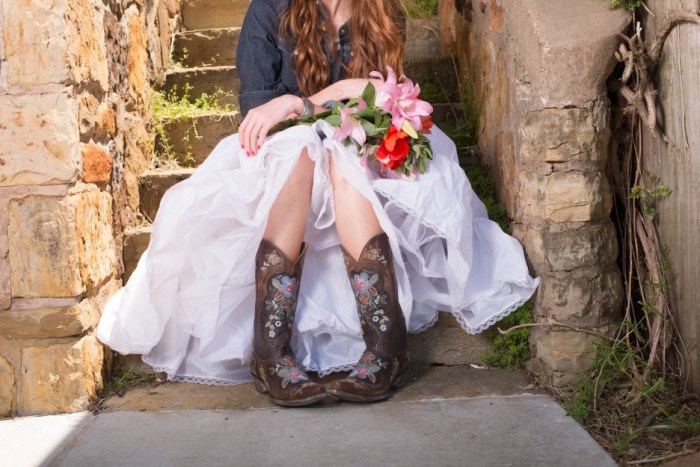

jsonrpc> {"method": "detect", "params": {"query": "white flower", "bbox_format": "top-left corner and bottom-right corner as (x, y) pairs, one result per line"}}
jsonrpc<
(275, 321), (282, 327)
(380, 324), (387, 331)
(269, 331), (276, 337)
(373, 316), (379, 322)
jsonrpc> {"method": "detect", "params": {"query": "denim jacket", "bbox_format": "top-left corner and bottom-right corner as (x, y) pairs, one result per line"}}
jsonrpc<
(236, 0), (352, 117)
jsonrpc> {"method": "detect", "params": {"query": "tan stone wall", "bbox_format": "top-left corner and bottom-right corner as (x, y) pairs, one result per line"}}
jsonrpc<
(440, 0), (629, 385)
(0, 0), (179, 416)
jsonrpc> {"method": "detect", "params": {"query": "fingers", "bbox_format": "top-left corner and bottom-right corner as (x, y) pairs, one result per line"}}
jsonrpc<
(239, 110), (262, 156)
(247, 117), (264, 156)
(238, 112), (252, 156)
(238, 95), (293, 156)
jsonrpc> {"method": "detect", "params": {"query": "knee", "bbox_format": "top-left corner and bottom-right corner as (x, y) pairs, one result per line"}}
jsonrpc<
(286, 150), (314, 191)
(328, 156), (351, 193)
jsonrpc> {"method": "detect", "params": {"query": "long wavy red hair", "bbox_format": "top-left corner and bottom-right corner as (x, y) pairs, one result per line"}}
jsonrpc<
(279, 0), (406, 96)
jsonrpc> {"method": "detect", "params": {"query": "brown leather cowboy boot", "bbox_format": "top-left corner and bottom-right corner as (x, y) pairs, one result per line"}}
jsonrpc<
(328, 232), (409, 402)
(250, 239), (326, 406)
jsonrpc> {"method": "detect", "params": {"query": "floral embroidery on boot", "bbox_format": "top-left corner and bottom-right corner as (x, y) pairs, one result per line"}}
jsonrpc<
(350, 271), (390, 331)
(348, 352), (387, 384)
(264, 273), (299, 338)
(271, 356), (311, 389)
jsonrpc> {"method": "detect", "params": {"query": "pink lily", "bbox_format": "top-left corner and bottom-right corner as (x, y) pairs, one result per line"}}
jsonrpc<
(371, 66), (433, 132)
(333, 100), (367, 146)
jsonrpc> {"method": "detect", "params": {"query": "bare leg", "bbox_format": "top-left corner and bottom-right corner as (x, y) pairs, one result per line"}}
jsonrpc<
(263, 149), (314, 261)
(328, 155), (383, 260)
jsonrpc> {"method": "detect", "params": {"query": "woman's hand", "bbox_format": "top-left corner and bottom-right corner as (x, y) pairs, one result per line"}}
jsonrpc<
(239, 78), (384, 156)
(238, 94), (303, 156)
(312, 78), (384, 104)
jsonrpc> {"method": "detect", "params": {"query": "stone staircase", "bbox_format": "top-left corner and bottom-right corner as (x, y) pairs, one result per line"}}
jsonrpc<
(121, 0), (491, 377)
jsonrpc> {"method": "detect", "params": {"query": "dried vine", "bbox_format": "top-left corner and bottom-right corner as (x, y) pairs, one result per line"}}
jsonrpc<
(609, 8), (700, 390)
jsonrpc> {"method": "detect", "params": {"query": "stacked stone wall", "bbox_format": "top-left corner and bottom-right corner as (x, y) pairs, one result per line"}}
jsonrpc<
(0, 0), (179, 416)
(440, 0), (629, 384)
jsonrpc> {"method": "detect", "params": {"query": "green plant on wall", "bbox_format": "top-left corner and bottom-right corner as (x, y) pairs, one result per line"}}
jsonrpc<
(599, 0), (640, 11)
(401, 0), (438, 18)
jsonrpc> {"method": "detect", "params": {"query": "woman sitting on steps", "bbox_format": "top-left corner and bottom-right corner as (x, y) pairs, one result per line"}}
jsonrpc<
(96, 0), (539, 407)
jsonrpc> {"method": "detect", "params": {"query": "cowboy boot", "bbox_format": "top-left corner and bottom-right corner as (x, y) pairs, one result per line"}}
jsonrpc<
(250, 239), (327, 406)
(328, 232), (409, 402)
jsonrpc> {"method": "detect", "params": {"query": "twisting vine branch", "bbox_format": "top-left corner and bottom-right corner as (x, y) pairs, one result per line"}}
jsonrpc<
(611, 10), (700, 145)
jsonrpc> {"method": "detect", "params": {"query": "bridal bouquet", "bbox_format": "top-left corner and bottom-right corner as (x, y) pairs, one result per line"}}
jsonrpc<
(301, 67), (434, 178)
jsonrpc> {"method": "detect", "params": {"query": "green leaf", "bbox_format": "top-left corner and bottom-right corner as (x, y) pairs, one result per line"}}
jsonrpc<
(361, 120), (383, 137)
(361, 82), (376, 108)
(324, 115), (341, 127)
(417, 157), (426, 173)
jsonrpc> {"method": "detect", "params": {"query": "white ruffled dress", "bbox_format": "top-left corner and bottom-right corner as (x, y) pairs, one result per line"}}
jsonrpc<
(97, 121), (539, 384)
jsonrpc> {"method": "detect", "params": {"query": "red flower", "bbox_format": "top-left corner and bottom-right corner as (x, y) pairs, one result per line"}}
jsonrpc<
(375, 126), (409, 170)
(420, 115), (433, 134)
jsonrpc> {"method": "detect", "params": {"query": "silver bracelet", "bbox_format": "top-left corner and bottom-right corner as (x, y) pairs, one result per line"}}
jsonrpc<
(299, 96), (314, 120)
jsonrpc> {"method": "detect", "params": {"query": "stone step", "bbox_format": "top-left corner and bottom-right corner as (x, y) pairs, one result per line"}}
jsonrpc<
(111, 312), (493, 386)
(161, 62), (455, 108)
(123, 225), (152, 282)
(173, 19), (441, 68)
(156, 112), (240, 167)
(173, 27), (241, 68)
(138, 168), (195, 222)
(163, 66), (239, 107)
(181, 0), (251, 31)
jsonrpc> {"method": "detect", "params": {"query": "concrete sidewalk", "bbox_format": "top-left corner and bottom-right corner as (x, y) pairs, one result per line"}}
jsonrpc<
(0, 367), (617, 467)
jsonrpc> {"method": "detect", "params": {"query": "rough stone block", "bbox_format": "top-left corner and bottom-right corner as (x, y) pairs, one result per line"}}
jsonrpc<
(0, 354), (15, 417)
(74, 191), (117, 290)
(515, 221), (618, 273)
(519, 171), (613, 223)
(9, 196), (82, 298)
(507, 0), (630, 107)
(9, 192), (115, 298)
(0, 258), (9, 310)
(125, 5), (148, 110)
(537, 269), (623, 324)
(0, 307), (85, 340)
(0, 279), (118, 340)
(521, 108), (602, 163)
(0, 92), (79, 187)
(81, 143), (113, 184)
(531, 329), (601, 385)
(20, 336), (104, 415)
(2, 0), (108, 89)
(544, 222), (618, 271)
(78, 94), (117, 142)
(124, 114), (154, 215)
